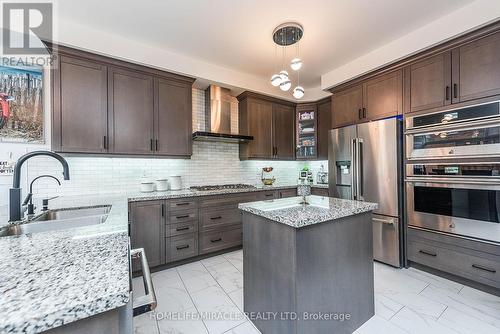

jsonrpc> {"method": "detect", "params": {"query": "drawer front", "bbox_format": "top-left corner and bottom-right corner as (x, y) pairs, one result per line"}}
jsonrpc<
(201, 208), (241, 230)
(408, 238), (500, 288)
(200, 228), (243, 254)
(256, 190), (278, 200)
(167, 221), (198, 237)
(279, 188), (297, 198)
(168, 211), (198, 224)
(169, 198), (198, 212)
(200, 193), (258, 208)
(167, 233), (198, 262)
(311, 187), (329, 197)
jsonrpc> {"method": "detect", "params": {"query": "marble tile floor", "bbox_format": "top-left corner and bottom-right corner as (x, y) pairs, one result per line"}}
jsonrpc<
(133, 250), (500, 334)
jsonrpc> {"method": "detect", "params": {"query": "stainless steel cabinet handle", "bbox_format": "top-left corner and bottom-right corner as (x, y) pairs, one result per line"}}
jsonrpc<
(176, 244), (190, 250)
(210, 216), (222, 220)
(472, 264), (496, 273)
(131, 248), (157, 316)
(351, 138), (357, 200)
(210, 238), (222, 243)
(176, 226), (190, 231)
(176, 215), (190, 219)
(372, 217), (395, 225)
(356, 138), (364, 199)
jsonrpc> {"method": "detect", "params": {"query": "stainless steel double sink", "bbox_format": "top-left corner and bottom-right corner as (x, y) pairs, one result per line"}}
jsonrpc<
(0, 205), (111, 237)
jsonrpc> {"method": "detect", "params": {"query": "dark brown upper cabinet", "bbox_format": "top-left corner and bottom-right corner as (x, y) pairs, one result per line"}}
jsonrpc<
(363, 70), (402, 120)
(454, 31), (500, 103)
(316, 97), (332, 160)
(332, 70), (402, 128)
(238, 92), (295, 160)
(52, 56), (108, 153)
(108, 67), (154, 155)
(239, 97), (273, 159)
(332, 84), (363, 128)
(272, 103), (295, 160)
(154, 78), (192, 156)
(405, 31), (500, 113)
(405, 53), (452, 113)
(51, 45), (195, 157)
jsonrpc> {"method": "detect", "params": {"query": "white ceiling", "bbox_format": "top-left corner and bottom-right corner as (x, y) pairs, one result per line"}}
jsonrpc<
(56, 0), (473, 94)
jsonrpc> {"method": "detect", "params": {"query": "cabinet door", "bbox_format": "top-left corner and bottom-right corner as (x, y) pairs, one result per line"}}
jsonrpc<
(407, 53), (451, 113)
(363, 70), (402, 120)
(130, 201), (165, 269)
(454, 32), (500, 103)
(273, 103), (295, 160)
(54, 56), (108, 153)
(247, 99), (273, 158)
(108, 67), (154, 154)
(332, 85), (362, 128)
(155, 78), (192, 156)
(317, 99), (332, 160)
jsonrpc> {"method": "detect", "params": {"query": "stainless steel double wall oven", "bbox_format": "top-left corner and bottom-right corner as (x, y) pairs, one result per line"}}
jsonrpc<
(405, 101), (500, 244)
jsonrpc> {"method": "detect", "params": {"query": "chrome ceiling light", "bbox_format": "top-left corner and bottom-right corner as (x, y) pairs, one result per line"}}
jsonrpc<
(270, 22), (304, 99)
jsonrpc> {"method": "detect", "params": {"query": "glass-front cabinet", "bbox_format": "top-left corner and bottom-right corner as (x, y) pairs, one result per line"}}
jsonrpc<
(296, 104), (317, 159)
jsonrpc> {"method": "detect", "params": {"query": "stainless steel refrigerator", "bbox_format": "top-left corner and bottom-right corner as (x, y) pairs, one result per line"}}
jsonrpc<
(328, 116), (404, 267)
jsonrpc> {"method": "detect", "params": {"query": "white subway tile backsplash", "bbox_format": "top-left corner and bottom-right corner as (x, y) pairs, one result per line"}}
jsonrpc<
(0, 88), (328, 212)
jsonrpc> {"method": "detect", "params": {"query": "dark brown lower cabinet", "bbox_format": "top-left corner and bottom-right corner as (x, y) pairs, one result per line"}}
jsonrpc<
(408, 227), (500, 289)
(129, 200), (165, 270)
(278, 188), (297, 198)
(200, 227), (243, 255)
(168, 233), (198, 262)
(311, 187), (329, 197)
(129, 189), (299, 269)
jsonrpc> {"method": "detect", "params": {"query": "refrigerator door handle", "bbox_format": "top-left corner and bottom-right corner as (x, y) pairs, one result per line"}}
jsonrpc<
(351, 138), (357, 200)
(357, 138), (364, 200)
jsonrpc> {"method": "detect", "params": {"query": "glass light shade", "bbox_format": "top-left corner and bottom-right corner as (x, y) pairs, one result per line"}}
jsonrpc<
(270, 74), (281, 87)
(290, 58), (303, 71)
(279, 70), (289, 80)
(280, 78), (291, 91)
(293, 86), (305, 99)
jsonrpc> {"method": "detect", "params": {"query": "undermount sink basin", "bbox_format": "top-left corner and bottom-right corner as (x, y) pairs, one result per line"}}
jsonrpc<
(31, 205), (111, 221)
(0, 205), (111, 237)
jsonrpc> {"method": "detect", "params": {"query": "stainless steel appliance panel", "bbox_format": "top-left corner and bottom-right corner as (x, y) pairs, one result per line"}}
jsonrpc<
(405, 100), (500, 131)
(406, 179), (500, 243)
(406, 119), (500, 160)
(372, 214), (400, 267)
(357, 118), (400, 217)
(329, 125), (357, 200)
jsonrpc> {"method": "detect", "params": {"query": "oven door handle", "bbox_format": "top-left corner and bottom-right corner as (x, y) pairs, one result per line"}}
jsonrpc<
(405, 177), (500, 186)
(131, 248), (157, 316)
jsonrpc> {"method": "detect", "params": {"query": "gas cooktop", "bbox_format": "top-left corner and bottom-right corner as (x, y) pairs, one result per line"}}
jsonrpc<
(190, 184), (257, 191)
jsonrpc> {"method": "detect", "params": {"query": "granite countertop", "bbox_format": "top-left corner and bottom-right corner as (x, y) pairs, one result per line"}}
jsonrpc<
(0, 182), (327, 333)
(0, 195), (130, 334)
(238, 195), (378, 228)
(126, 183), (326, 202)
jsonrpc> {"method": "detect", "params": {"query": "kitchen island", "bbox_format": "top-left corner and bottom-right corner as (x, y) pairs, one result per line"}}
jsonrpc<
(239, 195), (378, 334)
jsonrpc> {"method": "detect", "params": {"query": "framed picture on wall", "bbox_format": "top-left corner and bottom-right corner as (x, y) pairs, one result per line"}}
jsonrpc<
(0, 65), (44, 143)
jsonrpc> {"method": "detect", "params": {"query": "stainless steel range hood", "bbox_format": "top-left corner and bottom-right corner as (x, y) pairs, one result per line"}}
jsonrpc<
(192, 85), (253, 142)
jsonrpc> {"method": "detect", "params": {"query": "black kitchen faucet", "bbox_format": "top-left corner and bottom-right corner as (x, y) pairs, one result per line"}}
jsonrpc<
(9, 151), (70, 222)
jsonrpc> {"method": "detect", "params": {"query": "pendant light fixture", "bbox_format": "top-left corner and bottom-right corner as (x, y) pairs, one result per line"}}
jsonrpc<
(293, 70), (304, 99)
(270, 45), (281, 87)
(270, 22), (304, 98)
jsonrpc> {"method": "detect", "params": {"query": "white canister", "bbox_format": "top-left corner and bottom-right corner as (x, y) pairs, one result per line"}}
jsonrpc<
(169, 176), (182, 190)
(155, 179), (168, 192)
(140, 182), (155, 193)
